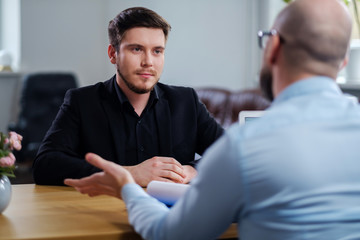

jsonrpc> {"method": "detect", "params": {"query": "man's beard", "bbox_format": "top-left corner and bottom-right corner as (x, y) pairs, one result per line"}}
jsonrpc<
(117, 68), (158, 94)
(260, 65), (274, 101)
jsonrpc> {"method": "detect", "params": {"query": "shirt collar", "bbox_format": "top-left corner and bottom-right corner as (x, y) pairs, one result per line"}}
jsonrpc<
(114, 80), (159, 108)
(272, 76), (342, 105)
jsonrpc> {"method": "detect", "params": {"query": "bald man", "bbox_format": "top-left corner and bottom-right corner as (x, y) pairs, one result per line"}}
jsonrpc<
(65, 0), (360, 239)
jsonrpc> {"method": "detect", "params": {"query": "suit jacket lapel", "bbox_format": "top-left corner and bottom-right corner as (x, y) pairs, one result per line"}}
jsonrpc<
(154, 87), (173, 157)
(99, 77), (126, 164)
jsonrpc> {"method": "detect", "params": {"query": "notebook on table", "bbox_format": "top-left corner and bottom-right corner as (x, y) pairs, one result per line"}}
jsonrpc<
(238, 110), (265, 125)
(147, 181), (190, 207)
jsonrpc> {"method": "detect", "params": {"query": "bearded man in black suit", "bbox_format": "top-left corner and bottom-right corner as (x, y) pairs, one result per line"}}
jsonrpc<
(33, 7), (223, 186)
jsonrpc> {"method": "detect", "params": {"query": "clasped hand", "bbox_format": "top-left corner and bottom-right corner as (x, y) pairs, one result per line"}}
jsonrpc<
(65, 153), (197, 198)
(124, 156), (196, 187)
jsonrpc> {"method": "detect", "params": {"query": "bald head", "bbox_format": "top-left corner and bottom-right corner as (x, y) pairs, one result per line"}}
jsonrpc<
(274, 0), (352, 76)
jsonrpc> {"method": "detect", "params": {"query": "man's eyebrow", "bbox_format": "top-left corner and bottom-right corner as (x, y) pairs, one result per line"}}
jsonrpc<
(125, 44), (143, 48)
(125, 44), (165, 49)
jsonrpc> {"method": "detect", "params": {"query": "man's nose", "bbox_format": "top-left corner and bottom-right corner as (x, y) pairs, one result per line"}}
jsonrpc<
(141, 51), (153, 67)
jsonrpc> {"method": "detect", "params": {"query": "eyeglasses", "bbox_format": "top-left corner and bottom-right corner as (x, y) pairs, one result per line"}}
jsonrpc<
(257, 30), (285, 49)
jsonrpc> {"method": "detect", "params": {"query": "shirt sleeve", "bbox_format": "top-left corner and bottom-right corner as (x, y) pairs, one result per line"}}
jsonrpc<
(122, 130), (244, 240)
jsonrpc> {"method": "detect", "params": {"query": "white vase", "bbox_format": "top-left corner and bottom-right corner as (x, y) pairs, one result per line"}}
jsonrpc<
(0, 175), (12, 213)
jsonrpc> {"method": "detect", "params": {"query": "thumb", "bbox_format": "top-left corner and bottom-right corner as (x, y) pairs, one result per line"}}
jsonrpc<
(85, 153), (113, 171)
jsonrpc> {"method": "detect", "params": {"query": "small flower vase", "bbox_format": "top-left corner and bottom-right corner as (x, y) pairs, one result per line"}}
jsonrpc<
(0, 175), (12, 213)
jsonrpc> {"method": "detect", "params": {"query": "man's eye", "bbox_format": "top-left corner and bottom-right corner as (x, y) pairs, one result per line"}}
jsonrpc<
(154, 49), (163, 54)
(133, 47), (141, 52)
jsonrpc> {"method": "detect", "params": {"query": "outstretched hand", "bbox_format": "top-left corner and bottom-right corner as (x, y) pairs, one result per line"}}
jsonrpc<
(64, 153), (135, 199)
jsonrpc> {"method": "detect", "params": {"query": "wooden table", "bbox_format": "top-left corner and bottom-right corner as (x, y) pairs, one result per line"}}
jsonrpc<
(0, 184), (237, 240)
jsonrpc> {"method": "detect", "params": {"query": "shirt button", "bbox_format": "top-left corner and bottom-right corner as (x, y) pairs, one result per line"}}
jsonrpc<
(140, 146), (144, 152)
(138, 120), (141, 125)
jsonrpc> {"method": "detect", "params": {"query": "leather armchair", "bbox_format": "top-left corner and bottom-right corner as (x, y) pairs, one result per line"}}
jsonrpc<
(8, 72), (78, 163)
(196, 87), (271, 128)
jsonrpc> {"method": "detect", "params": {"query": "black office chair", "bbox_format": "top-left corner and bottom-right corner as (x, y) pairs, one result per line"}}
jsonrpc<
(8, 72), (78, 164)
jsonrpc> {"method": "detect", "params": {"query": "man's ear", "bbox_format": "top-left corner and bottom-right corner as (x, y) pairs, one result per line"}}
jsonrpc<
(108, 44), (117, 64)
(266, 34), (282, 65)
(339, 56), (349, 71)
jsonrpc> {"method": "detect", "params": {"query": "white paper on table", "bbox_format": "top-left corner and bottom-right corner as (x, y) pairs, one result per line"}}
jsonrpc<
(147, 180), (190, 206)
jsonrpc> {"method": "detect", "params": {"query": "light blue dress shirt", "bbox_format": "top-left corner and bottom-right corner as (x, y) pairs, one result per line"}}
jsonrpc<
(122, 76), (360, 240)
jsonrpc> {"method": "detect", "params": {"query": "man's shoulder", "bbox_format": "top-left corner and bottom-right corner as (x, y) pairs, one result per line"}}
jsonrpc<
(156, 82), (196, 99)
(67, 78), (113, 97)
(62, 78), (115, 108)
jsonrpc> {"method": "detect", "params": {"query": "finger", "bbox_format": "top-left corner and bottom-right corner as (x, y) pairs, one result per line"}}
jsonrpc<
(159, 169), (185, 183)
(85, 153), (133, 183)
(153, 177), (175, 183)
(75, 185), (117, 197)
(64, 178), (82, 187)
(68, 179), (117, 196)
(85, 153), (115, 172)
(87, 189), (117, 198)
(64, 175), (97, 187)
(162, 163), (186, 178)
(155, 157), (183, 168)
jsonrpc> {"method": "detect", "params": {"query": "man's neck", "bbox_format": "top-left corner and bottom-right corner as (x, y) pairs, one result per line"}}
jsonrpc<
(117, 80), (150, 117)
(127, 91), (150, 117)
(273, 66), (318, 99)
(273, 59), (339, 99)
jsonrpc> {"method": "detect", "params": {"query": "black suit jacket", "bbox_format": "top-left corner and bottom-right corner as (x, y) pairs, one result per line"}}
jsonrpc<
(33, 76), (224, 185)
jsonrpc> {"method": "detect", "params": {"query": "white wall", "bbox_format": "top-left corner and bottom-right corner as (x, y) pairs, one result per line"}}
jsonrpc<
(12, 0), (275, 90)
(0, 0), (289, 132)
(106, 0), (260, 89)
(19, 0), (109, 86)
(2, 0), (21, 72)
(0, 0), (2, 49)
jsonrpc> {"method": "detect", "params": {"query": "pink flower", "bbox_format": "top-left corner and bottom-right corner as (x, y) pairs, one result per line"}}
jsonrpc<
(4, 132), (23, 151)
(8, 132), (23, 151)
(0, 131), (21, 177)
(0, 152), (15, 168)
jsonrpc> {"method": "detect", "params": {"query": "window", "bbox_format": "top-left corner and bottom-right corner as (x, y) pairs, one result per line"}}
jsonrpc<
(0, 0), (2, 49)
(347, 1), (360, 39)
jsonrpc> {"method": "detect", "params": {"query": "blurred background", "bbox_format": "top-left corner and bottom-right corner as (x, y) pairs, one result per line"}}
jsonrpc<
(1, 0), (359, 183)
(0, 0), (286, 130)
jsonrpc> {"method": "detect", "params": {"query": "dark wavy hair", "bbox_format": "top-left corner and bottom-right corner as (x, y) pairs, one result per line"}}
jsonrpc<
(108, 7), (171, 51)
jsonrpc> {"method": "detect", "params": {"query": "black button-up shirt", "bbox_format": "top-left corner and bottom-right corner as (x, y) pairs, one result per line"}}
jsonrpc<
(114, 81), (160, 165)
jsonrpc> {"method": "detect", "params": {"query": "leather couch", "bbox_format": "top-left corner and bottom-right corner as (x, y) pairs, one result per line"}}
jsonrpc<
(196, 88), (271, 128)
